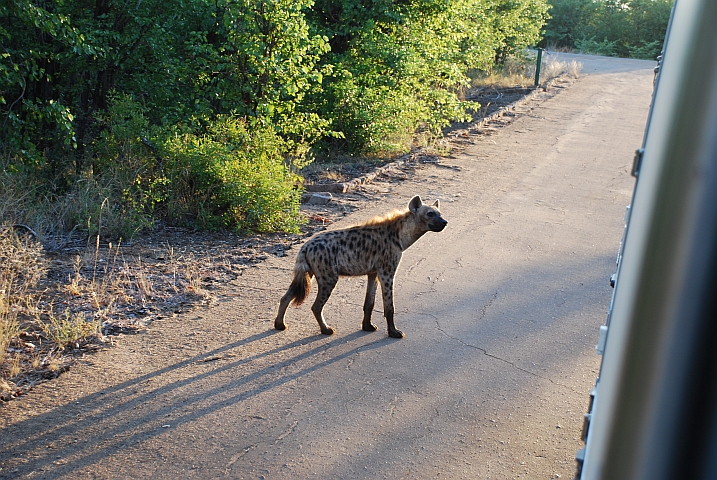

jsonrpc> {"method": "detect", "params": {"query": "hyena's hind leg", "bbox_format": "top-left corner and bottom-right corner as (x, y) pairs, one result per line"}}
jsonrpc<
(274, 288), (294, 331)
(275, 268), (313, 331)
(311, 273), (338, 335)
(362, 272), (379, 332)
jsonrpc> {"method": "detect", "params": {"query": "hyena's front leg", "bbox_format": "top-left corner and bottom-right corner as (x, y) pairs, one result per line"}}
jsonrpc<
(378, 270), (403, 338)
(362, 272), (379, 332)
(311, 274), (338, 335)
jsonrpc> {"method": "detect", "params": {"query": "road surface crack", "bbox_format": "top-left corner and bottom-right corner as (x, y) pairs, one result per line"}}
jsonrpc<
(432, 316), (579, 393)
(225, 443), (258, 471)
(480, 291), (498, 320)
(272, 420), (299, 445)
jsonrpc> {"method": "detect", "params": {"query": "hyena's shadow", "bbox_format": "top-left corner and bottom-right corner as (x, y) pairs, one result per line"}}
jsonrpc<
(260, 330), (391, 383)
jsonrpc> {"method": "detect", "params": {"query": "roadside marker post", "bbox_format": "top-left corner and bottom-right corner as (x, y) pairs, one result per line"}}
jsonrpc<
(534, 48), (543, 86)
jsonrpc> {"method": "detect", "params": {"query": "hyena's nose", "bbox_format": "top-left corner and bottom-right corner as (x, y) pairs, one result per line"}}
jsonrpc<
(435, 219), (448, 231)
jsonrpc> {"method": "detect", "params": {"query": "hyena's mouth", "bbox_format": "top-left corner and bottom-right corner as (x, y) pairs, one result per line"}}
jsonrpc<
(431, 220), (448, 232)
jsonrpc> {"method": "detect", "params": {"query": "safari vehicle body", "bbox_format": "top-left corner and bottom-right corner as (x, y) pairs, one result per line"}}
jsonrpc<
(576, 0), (717, 478)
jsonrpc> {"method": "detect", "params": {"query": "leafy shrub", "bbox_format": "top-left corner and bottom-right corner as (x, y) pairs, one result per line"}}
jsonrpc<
(575, 37), (619, 57)
(3, 94), (305, 239)
(91, 95), (306, 235)
(627, 40), (663, 61)
(542, 0), (673, 59)
(160, 117), (304, 233)
(322, 74), (425, 156)
(2, 0), (553, 236)
(308, 0), (549, 156)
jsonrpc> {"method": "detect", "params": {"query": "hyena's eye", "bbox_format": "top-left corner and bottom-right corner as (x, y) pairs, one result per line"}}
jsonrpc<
(427, 211), (435, 217)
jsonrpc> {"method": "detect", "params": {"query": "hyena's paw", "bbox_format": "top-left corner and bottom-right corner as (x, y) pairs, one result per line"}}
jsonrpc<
(274, 319), (287, 331)
(320, 326), (335, 335)
(362, 322), (378, 332)
(388, 329), (405, 339)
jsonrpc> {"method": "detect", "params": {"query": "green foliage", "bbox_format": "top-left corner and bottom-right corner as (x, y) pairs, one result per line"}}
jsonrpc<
(627, 40), (663, 60)
(309, 0), (548, 154)
(2, 0), (551, 235)
(493, 0), (552, 65)
(324, 76), (425, 155)
(160, 117), (304, 232)
(540, 0), (592, 48)
(90, 96), (305, 233)
(542, 0), (673, 59)
(574, 37), (619, 57)
(0, 0), (88, 159)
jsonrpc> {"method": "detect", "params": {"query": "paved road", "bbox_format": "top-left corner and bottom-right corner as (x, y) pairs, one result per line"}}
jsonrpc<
(0, 54), (655, 479)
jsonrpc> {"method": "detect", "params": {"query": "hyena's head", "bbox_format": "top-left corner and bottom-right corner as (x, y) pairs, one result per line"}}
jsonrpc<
(409, 196), (448, 232)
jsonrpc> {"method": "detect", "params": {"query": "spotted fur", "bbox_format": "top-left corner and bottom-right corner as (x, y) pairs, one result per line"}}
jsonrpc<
(274, 195), (448, 338)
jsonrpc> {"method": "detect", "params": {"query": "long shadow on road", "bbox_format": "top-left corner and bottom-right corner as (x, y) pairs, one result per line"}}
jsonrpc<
(0, 330), (389, 478)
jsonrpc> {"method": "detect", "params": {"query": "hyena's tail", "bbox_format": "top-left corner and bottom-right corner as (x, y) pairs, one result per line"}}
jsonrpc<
(288, 250), (312, 307)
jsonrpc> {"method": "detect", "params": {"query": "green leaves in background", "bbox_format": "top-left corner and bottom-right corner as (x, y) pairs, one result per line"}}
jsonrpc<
(542, 0), (673, 59)
(1, 0), (549, 234)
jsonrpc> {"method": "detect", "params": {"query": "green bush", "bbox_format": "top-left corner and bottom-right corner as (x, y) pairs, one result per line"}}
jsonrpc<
(542, 0), (673, 59)
(575, 37), (619, 57)
(160, 117), (304, 233)
(2, 0), (552, 236)
(309, 0), (548, 155)
(321, 74), (424, 156)
(627, 40), (663, 61)
(93, 98), (306, 233)
(1, 96), (304, 240)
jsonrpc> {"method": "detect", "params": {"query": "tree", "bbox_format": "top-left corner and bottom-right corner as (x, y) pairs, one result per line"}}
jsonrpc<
(541, 0), (673, 59)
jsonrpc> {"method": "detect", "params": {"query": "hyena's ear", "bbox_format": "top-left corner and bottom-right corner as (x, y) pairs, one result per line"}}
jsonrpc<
(409, 196), (423, 213)
(432, 199), (440, 209)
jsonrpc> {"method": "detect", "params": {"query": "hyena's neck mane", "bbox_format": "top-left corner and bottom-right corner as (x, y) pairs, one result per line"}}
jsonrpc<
(361, 208), (408, 227)
(360, 209), (426, 251)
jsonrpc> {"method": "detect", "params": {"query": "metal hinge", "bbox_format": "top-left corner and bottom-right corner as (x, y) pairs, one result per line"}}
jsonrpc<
(632, 148), (645, 177)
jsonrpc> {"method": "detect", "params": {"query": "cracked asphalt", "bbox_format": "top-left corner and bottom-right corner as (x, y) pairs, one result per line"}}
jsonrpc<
(0, 54), (656, 479)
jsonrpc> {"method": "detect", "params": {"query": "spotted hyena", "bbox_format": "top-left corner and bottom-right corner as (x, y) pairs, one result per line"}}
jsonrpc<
(274, 195), (448, 338)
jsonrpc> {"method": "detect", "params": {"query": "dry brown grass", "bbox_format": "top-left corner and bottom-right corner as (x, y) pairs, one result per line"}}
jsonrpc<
(0, 226), (57, 399)
(0, 226), (46, 361)
(470, 52), (583, 89)
(0, 224), (214, 402)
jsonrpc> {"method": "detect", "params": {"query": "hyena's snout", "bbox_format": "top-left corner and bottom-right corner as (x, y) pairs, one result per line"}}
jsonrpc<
(430, 216), (448, 232)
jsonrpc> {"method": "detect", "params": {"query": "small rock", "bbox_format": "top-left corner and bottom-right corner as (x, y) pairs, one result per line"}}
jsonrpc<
(307, 193), (332, 205)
